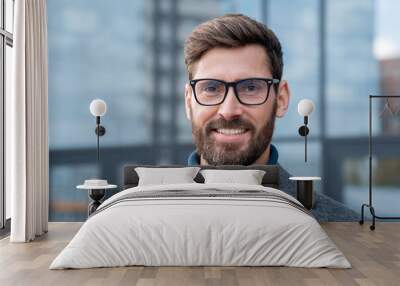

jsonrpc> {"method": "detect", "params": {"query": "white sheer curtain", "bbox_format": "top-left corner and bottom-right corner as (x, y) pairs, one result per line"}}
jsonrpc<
(8, 0), (49, 242)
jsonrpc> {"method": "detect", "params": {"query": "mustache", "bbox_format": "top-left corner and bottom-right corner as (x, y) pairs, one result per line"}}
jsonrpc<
(205, 118), (255, 134)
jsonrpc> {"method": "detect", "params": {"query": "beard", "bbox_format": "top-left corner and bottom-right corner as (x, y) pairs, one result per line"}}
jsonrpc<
(191, 101), (277, 166)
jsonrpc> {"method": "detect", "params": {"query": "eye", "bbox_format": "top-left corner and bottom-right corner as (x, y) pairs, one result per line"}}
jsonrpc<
(199, 81), (224, 94)
(239, 80), (263, 93)
(245, 85), (258, 91)
(205, 86), (217, 92)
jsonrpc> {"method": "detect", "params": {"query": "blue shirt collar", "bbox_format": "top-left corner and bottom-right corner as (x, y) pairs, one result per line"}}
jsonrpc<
(187, 144), (279, 166)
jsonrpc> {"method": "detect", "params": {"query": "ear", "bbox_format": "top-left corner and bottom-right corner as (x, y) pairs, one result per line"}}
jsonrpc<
(275, 80), (291, 118)
(184, 83), (192, 121)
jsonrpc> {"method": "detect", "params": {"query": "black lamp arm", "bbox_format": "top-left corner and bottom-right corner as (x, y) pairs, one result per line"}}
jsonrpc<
(95, 116), (106, 136)
(298, 116), (309, 162)
(94, 116), (106, 163)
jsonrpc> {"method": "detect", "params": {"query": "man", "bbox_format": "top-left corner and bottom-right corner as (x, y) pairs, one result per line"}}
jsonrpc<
(182, 14), (359, 221)
(183, 14), (289, 166)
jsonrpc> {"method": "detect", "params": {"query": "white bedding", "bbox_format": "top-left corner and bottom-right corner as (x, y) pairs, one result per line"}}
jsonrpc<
(50, 183), (351, 269)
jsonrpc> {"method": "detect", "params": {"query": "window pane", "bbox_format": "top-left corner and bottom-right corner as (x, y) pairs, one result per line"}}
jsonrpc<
(50, 164), (97, 221)
(5, 44), (12, 219)
(0, 0), (3, 29)
(375, 0), (400, 136)
(326, 0), (378, 137)
(5, 0), (14, 33)
(343, 156), (400, 217)
(0, 38), (3, 227)
(178, 0), (263, 21)
(269, 0), (320, 138)
(219, 0), (263, 22)
(374, 97), (400, 136)
(48, 0), (150, 149)
(277, 141), (321, 179)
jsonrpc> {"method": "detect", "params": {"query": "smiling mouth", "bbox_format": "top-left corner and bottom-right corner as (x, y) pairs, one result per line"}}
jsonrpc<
(210, 128), (251, 144)
(213, 128), (248, 135)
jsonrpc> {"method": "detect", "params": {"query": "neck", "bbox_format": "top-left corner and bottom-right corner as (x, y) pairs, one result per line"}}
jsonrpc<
(200, 145), (271, 165)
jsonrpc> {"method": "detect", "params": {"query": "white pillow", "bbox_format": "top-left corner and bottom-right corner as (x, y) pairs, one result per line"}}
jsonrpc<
(135, 167), (201, 186)
(200, 169), (266, 185)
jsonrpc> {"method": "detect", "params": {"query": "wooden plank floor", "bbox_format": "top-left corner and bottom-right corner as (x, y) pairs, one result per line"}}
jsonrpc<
(0, 222), (399, 286)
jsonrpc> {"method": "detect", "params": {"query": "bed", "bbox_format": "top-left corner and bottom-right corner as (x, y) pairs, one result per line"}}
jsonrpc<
(50, 165), (350, 269)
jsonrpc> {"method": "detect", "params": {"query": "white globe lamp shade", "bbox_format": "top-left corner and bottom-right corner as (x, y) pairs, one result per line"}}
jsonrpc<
(297, 99), (314, 116)
(90, 99), (107, 117)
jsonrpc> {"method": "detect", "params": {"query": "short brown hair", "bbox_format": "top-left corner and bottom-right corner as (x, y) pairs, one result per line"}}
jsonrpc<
(184, 14), (283, 81)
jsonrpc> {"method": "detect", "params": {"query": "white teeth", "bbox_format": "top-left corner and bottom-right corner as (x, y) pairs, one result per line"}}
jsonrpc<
(216, 128), (246, 135)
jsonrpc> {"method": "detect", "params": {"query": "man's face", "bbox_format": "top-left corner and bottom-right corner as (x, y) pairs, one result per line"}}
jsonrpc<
(184, 44), (290, 165)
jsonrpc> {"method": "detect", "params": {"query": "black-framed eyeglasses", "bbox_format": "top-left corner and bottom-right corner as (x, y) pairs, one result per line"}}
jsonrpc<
(189, 77), (280, 106)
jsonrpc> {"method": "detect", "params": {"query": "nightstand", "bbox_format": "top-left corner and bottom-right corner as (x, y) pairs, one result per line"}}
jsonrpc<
(77, 180), (117, 216)
(289, 177), (321, 210)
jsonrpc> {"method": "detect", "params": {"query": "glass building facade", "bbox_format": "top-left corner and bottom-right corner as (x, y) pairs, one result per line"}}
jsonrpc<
(47, 0), (399, 222)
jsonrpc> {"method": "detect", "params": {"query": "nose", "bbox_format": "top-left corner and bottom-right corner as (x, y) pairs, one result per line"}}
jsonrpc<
(217, 86), (244, 121)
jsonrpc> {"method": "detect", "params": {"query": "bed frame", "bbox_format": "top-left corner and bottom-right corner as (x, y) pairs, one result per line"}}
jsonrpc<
(123, 165), (280, 190)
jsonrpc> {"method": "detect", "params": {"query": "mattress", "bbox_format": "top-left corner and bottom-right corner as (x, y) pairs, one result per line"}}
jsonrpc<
(50, 183), (351, 269)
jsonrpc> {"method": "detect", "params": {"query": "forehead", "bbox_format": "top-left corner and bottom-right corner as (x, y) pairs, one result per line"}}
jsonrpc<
(192, 44), (272, 81)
